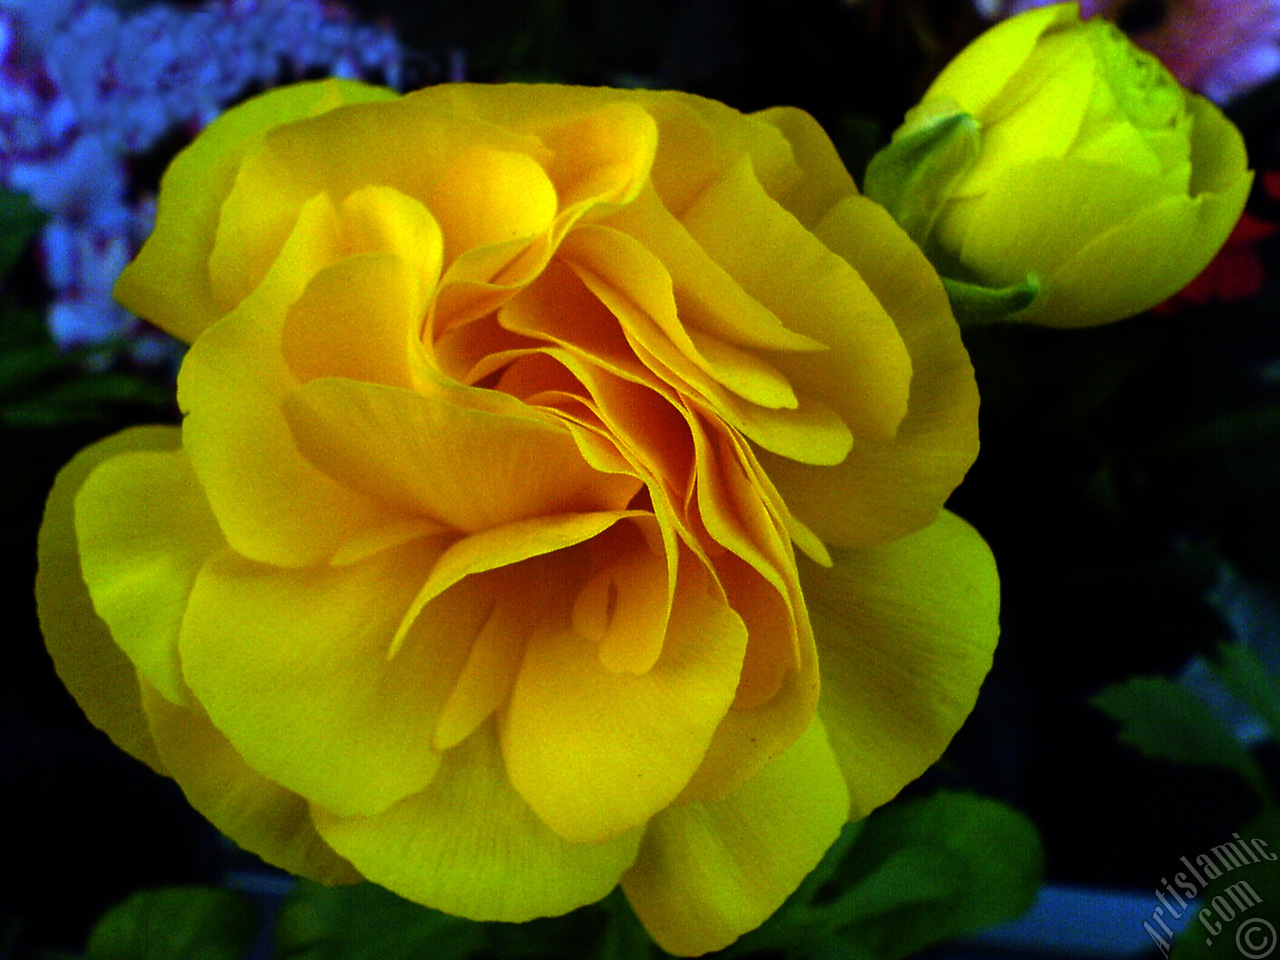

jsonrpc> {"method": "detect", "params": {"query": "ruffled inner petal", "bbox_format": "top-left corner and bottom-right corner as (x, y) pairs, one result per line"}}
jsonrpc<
(539, 101), (659, 222)
(560, 226), (801, 411)
(428, 145), (560, 271)
(281, 253), (432, 392)
(571, 517), (673, 675)
(759, 194), (979, 547)
(603, 186), (827, 354)
(431, 564), (553, 752)
(284, 378), (639, 535)
(388, 510), (640, 658)
(680, 156), (913, 444)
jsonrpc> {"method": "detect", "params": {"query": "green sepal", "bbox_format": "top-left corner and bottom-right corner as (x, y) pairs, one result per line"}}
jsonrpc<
(862, 106), (980, 245)
(942, 274), (1041, 326)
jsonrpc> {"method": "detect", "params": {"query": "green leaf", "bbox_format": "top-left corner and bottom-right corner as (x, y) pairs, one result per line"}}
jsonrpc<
(0, 190), (46, 279)
(1168, 809), (1280, 960)
(1091, 676), (1271, 802)
(0, 342), (74, 400)
(0, 371), (173, 427)
(597, 890), (659, 960)
(862, 107), (979, 245)
(942, 274), (1041, 326)
(832, 791), (1044, 959)
(274, 881), (485, 960)
(83, 886), (257, 960)
(722, 792), (1041, 960)
(1211, 643), (1280, 743)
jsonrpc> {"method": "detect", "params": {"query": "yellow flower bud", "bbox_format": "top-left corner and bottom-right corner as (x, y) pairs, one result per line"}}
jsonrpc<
(887, 1), (1253, 327)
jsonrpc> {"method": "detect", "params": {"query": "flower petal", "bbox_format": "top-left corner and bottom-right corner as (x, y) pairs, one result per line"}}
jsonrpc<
(681, 156), (913, 444)
(428, 145), (559, 269)
(281, 252), (433, 391)
(943, 159), (1179, 288)
(760, 194), (979, 546)
(36, 426), (182, 774)
(752, 105), (858, 228)
(560, 225), (799, 411)
(603, 187), (826, 356)
(621, 716), (849, 957)
(502, 549), (748, 843)
(431, 566), (546, 752)
(1037, 183), (1251, 327)
(389, 510), (639, 658)
(178, 194), (418, 566)
(140, 685), (359, 885)
(179, 539), (459, 818)
(807, 510), (998, 818)
(571, 517), (673, 675)
(950, 31), (1097, 199)
(312, 720), (643, 922)
(75, 446), (223, 706)
(283, 378), (636, 534)
(677, 560), (820, 803)
(114, 79), (396, 342)
(924, 2), (1078, 121)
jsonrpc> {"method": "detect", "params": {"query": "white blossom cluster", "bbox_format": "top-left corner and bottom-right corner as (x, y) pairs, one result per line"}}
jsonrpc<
(0, 0), (403, 364)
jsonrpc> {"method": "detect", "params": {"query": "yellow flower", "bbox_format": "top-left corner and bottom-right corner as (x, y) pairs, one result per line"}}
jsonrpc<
(880, 1), (1252, 327)
(36, 80), (997, 955)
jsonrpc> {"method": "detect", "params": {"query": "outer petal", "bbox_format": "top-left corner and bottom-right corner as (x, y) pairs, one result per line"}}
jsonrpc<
(502, 551), (749, 843)
(807, 511), (999, 819)
(205, 92), (546, 313)
(760, 195), (979, 546)
(680, 157), (913, 444)
(114, 79), (396, 342)
(312, 720), (643, 922)
(75, 447), (223, 706)
(753, 105), (858, 228)
(621, 717), (850, 957)
(178, 539), (454, 819)
(943, 159), (1187, 289)
(36, 426), (181, 774)
(418, 84), (792, 220)
(177, 195), (413, 566)
(923, 2), (1079, 119)
(951, 155), (1252, 327)
(951, 34), (1097, 199)
(1188, 93), (1252, 196)
(1033, 176), (1251, 326)
(140, 685), (359, 886)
